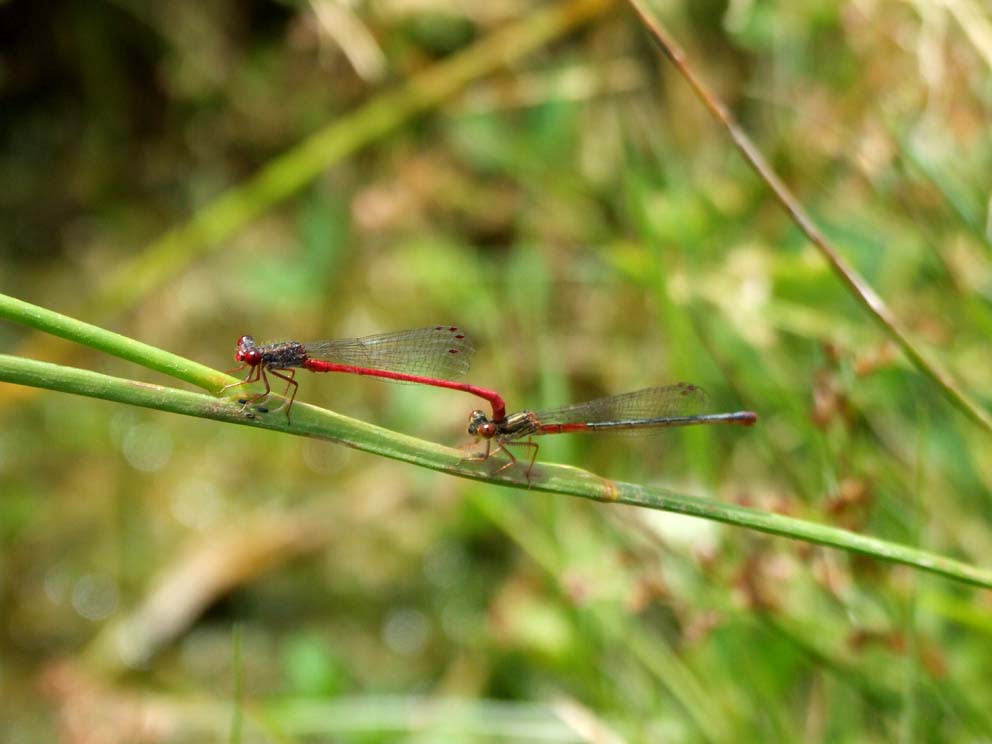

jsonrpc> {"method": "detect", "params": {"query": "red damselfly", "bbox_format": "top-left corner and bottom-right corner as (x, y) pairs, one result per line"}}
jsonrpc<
(224, 325), (506, 421)
(467, 382), (756, 476)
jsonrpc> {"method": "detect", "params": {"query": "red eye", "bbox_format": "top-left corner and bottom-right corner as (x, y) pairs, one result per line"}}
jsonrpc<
(479, 423), (497, 438)
(236, 336), (261, 365)
(237, 347), (261, 365)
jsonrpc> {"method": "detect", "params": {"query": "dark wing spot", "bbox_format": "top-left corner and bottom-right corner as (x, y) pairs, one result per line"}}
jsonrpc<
(448, 349), (459, 354)
(449, 326), (457, 331)
(455, 334), (465, 339)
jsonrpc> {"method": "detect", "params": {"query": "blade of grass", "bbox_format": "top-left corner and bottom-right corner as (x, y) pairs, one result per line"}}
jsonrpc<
(0, 292), (229, 392)
(899, 402), (926, 743)
(2, 352), (990, 590)
(229, 624), (244, 744)
(895, 122), (991, 249)
(626, 0), (992, 435)
(946, 0), (992, 71)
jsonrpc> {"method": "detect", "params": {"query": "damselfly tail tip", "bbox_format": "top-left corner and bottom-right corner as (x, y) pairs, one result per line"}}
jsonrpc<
(737, 411), (758, 426)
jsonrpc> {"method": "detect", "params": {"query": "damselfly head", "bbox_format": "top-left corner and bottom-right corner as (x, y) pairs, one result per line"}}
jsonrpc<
(235, 335), (263, 365)
(467, 410), (497, 439)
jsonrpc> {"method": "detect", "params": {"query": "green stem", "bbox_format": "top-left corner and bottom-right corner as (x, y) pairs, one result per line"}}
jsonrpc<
(0, 293), (230, 392)
(2, 352), (990, 591)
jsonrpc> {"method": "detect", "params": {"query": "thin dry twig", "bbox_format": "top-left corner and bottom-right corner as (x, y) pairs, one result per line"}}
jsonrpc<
(626, 0), (992, 434)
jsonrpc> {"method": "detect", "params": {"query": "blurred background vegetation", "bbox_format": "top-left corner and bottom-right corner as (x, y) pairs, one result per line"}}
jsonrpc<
(2, 0), (992, 741)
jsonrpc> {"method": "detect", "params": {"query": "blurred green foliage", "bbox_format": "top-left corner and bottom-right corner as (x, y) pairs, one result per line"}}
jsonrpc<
(2, 0), (992, 741)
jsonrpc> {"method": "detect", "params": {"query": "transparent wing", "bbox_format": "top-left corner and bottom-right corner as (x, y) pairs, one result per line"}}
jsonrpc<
(535, 383), (709, 432)
(302, 325), (474, 379)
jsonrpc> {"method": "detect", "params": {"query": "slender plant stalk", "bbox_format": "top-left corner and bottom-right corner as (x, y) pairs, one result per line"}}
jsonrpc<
(2, 352), (990, 590)
(0, 293), (230, 392)
(626, 0), (992, 435)
(229, 624), (244, 744)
